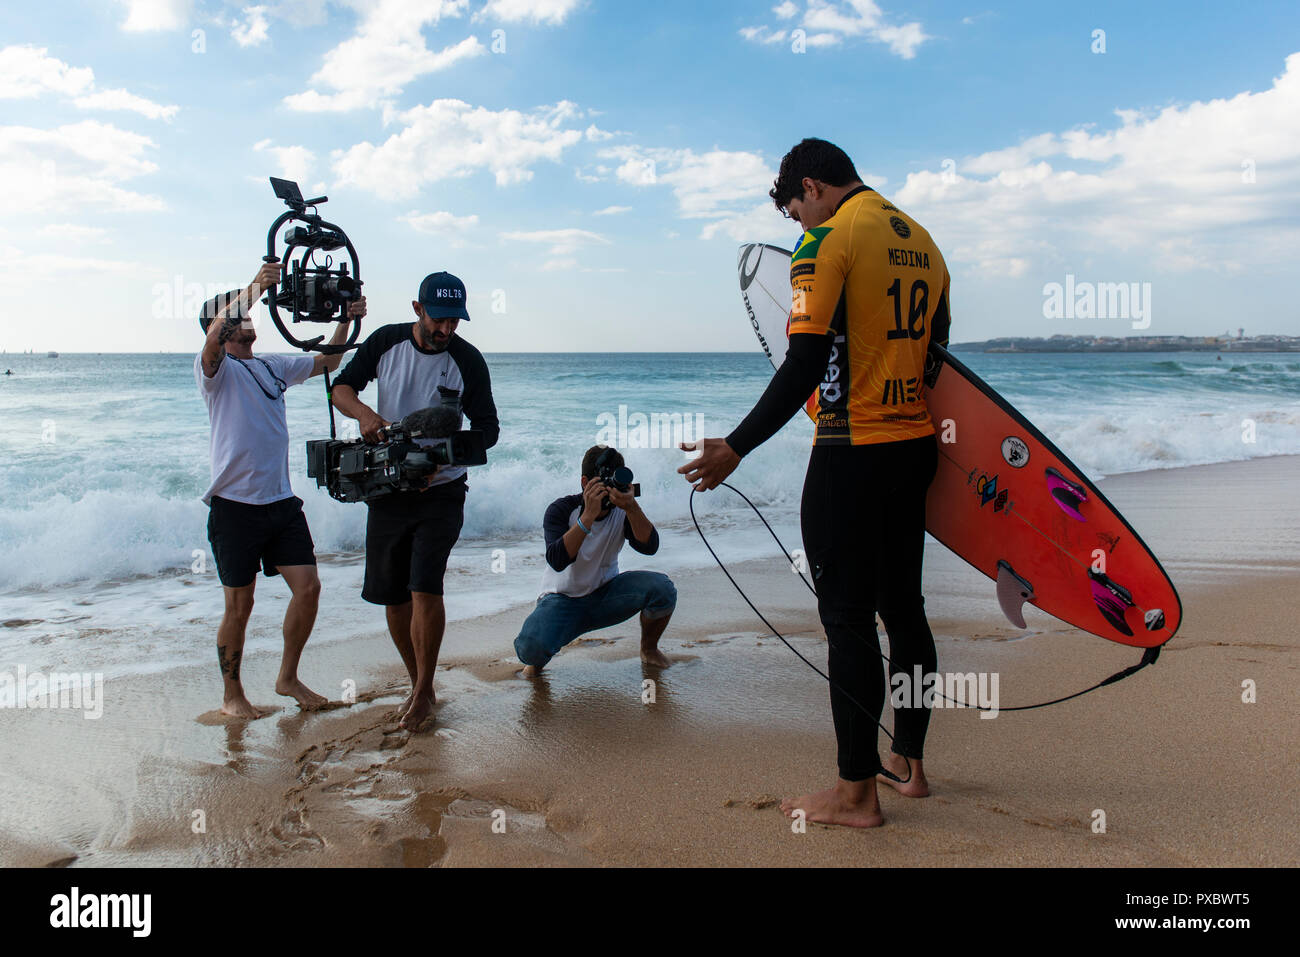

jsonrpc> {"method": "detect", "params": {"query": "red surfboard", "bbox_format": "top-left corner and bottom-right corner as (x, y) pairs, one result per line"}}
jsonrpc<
(738, 243), (1181, 648)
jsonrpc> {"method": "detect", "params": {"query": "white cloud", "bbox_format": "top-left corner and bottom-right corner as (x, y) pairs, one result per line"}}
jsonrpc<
(600, 145), (787, 240)
(253, 140), (315, 185)
(0, 247), (149, 278)
(0, 46), (93, 99)
(285, 1), (481, 112)
(592, 205), (631, 216)
(501, 228), (609, 255)
(894, 52), (1300, 277)
(232, 5), (271, 47)
(477, 0), (583, 25)
(333, 99), (586, 196)
(0, 120), (164, 215)
(119, 0), (192, 31)
(742, 1), (928, 59)
(73, 89), (180, 120)
(401, 209), (480, 232)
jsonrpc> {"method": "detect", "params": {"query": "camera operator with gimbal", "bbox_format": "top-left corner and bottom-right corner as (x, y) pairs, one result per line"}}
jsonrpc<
(513, 445), (676, 676)
(197, 261), (366, 719)
(330, 271), (499, 732)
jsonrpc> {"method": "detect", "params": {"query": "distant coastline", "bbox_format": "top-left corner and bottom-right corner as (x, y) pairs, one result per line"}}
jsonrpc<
(950, 334), (1300, 353)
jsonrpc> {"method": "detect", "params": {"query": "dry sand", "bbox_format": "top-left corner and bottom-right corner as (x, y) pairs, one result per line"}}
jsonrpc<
(1, 455), (1296, 867)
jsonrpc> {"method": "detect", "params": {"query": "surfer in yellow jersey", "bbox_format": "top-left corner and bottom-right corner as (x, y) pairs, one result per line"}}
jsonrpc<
(680, 138), (951, 828)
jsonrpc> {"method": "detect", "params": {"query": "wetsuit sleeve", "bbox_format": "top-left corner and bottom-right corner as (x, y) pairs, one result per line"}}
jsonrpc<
(725, 332), (831, 458)
(456, 342), (500, 450)
(624, 516), (659, 555)
(931, 273), (952, 348)
(544, 496), (580, 572)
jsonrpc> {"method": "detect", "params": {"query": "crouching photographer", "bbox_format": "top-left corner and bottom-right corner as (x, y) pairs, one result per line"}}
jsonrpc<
(514, 446), (677, 676)
(330, 271), (499, 732)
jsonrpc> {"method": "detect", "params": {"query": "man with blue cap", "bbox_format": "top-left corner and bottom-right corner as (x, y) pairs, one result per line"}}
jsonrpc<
(332, 271), (500, 731)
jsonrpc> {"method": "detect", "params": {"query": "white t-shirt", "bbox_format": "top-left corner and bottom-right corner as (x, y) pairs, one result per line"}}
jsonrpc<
(195, 351), (316, 505)
(539, 501), (629, 599)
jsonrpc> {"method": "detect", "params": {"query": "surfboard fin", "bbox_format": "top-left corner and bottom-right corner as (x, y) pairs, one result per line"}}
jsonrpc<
(1088, 570), (1135, 637)
(996, 560), (1035, 629)
(1046, 468), (1088, 521)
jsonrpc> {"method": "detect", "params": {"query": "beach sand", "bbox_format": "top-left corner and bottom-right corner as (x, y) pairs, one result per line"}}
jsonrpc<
(1, 455), (1296, 868)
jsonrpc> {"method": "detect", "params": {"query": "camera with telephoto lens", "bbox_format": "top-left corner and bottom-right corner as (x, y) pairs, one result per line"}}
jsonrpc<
(306, 389), (486, 503)
(595, 448), (641, 510)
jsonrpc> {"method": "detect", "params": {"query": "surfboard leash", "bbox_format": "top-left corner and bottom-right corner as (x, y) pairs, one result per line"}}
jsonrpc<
(687, 482), (1166, 735)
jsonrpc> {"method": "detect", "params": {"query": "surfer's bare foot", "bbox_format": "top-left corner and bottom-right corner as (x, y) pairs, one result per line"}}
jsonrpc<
(399, 691), (435, 732)
(221, 693), (265, 720)
(275, 677), (328, 710)
(640, 645), (670, 669)
(877, 754), (929, 798)
(521, 664), (542, 678)
(781, 780), (883, 829)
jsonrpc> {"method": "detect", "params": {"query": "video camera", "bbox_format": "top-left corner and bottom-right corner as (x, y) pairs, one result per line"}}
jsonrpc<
(306, 389), (486, 503)
(594, 447), (641, 510)
(262, 177), (363, 355)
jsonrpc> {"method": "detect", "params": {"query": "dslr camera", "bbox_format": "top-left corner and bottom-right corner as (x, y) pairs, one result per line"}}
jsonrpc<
(594, 447), (641, 510)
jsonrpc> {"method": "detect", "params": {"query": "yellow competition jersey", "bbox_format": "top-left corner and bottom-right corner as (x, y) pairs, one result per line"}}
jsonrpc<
(789, 185), (950, 445)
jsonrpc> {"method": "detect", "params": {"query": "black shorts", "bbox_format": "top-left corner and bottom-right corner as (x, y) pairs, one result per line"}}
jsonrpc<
(362, 478), (467, 605)
(207, 495), (316, 588)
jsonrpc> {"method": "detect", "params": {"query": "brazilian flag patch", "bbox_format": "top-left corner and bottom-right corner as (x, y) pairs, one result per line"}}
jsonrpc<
(791, 226), (832, 263)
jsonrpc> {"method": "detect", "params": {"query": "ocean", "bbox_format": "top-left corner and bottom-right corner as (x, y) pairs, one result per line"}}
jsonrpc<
(1, 349), (1298, 678)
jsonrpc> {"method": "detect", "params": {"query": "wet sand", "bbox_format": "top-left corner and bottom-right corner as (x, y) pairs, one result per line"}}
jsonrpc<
(1, 455), (1297, 867)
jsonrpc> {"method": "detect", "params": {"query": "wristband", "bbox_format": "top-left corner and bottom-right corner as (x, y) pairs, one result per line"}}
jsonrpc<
(576, 516), (591, 535)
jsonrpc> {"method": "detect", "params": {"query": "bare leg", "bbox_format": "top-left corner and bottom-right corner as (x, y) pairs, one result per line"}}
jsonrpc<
(399, 592), (445, 732)
(218, 583), (263, 719)
(386, 601), (418, 716)
(780, 777), (884, 829)
(274, 564), (328, 709)
(877, 753), (929, 797)
(639, 610), (671, 668)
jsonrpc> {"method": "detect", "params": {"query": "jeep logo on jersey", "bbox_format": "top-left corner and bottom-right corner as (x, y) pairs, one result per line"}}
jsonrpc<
(889, 216), (911, 239)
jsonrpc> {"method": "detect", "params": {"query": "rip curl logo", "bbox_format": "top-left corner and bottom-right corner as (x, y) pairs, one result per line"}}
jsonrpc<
(889, 216), (911, 239)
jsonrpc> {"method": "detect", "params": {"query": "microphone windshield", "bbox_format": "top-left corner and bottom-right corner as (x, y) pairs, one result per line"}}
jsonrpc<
(400, 405), (459, 438)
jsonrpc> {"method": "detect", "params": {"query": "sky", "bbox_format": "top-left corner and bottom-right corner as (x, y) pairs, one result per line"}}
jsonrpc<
(1, 0), (1298, 353)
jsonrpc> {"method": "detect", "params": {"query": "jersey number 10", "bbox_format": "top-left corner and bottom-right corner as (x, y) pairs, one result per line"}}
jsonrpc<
(886, 278), (929, 341)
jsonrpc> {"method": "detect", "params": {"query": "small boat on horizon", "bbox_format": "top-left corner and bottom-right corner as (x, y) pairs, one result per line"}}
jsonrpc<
(47, 351), (58, 358)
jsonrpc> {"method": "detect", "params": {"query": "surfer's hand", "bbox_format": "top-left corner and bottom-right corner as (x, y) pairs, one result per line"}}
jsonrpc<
(678, 439), (740, 492)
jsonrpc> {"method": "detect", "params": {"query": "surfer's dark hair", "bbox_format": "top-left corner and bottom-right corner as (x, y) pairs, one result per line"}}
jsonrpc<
(770, 138), (862, 213)
(582, 445), (623, 479)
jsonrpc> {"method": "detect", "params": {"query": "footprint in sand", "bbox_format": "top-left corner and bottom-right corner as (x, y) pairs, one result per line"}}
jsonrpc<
(195, 705), (285, 725)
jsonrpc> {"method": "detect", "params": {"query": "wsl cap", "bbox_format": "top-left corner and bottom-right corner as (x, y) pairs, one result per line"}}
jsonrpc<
(418, 271), (470, 321)
(198, 289), (252, 334)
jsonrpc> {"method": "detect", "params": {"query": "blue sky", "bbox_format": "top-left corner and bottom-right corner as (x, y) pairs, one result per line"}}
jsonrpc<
(1, 0), (1298, 353)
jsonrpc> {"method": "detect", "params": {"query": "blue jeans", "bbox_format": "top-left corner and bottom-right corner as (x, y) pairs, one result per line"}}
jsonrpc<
(513, 571), (677, 668)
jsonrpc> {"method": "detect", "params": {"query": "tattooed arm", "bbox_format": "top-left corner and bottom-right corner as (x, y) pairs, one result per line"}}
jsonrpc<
(200, 262), (285, 378)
